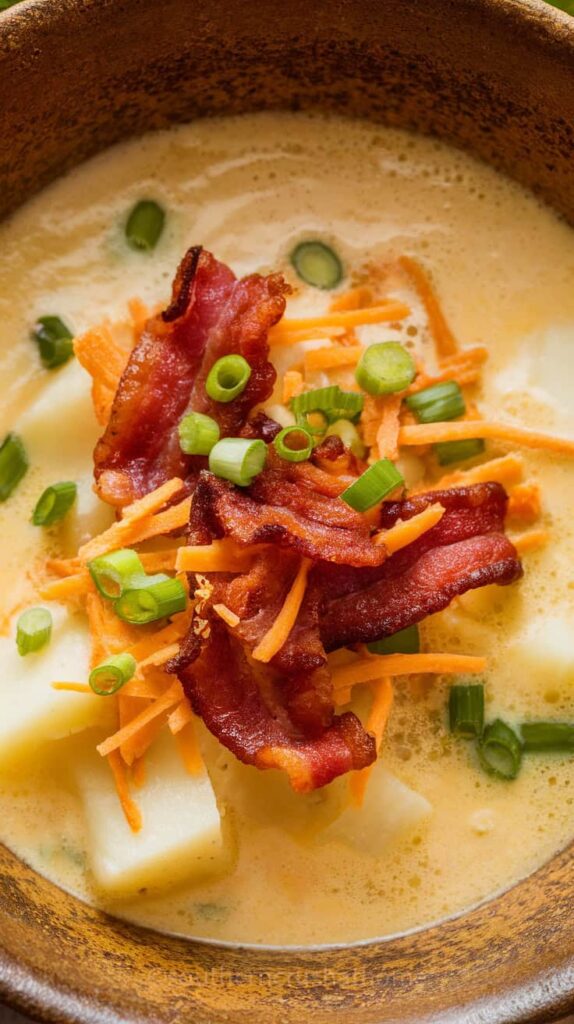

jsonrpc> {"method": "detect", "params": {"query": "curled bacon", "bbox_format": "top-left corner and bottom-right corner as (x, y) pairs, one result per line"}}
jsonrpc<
(175, 619), (375, 792)
(94, 247), (289, 506)
(189, 469), (387, 566)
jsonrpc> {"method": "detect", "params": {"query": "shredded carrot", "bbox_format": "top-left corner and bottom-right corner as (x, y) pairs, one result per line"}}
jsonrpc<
(79, 494), (191, 561)
(374, 503), (445, 552)
(282, 369), (305, 403)
(399, 255), (458, 360)
(176, 720), (204, 775)
(40, 572), (91, 601)
(107, 750), (142, 833)
(131, 756), (147, 789)
(332, 653), (486, 694)
(420, 453), (524, 492)
(399, 420), (574, 455)
(51, 682), (92, 694)
(330, 286), (373, 312)
(270, 302), (411, 342)
(252, 558), (311, 663)
(96, 681), (183, 758)
(349, 678), (394, 806)
(374, 395), (402, 461)
(303, 345), (363, 375)
(213, 603), (240, 628)
(175, 539), (262, 573)
(507, 483), (542, 524)
(511, 529), (550, 555)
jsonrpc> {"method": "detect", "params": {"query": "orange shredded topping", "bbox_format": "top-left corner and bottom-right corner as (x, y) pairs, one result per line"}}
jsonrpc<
(213, 603), (240, 628)
(399, 420), (574, 454)
(74, 322), (133, 426)
(419, 453), (524, 492)
(252, 558), (311, 663)
(175, 539), (263, 573)
(407, 347), (487, 394)
(79, 493), (191, 561)
(107, 750), (142, 832)
(269, 301), (410, 342)
(374, 503), (445, 552)
(51, 682), (92, 694)
(97, 680), (183, 760)
(329, 286), (373, 312)
(349, 678), (394, 806)
(175, 719), (204, 775)
(331, 653), (486, 694)
(374, 395), (402, 461)
(511, 529), (550, 555)
(40, 572), (92, 601)
(399, 255), (458, 360)
(303, 345), (363, 375)
(506, 483), (542, 524)
(282, 369), (305, 403)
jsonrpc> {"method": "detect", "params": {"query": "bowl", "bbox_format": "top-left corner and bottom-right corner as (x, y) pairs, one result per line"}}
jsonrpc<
(1, 1), (574, 1021)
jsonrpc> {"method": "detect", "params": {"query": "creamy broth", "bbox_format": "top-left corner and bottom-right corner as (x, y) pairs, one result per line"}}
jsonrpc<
(1, 112), (574, 945)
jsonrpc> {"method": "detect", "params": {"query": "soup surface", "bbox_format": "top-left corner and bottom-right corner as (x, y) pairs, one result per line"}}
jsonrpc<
(1, 112), (574, 946)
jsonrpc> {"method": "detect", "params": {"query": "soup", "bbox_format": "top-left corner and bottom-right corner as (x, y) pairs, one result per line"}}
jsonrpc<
(1, 112), (574, 946)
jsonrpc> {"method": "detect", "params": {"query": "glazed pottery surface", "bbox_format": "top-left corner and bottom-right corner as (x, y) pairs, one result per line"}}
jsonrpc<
(1, 2), (574, 1021)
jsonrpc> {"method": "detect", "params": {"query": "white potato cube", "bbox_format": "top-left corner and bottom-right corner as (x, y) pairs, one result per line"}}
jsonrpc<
(0, 606), (111, 770)
(510, 617), (574, 689)
(74, 733), (226, 898)
(322, 762), (432, 855)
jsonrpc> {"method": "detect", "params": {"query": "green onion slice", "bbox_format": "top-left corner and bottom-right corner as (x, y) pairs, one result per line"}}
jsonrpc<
(89, 653), (137, 696)
(114, 575), (187, 625)
(521, 722), (574, 752)
(355, 342), (416, 396)
(0, 433), (28, 502)
(477, 719), (522, 780)
(32, 481), (77, 526)
(178, 412), (220, 455)
(449, 684), (485, 739)
(434, 438), (486, 466)
(88, 548), (145, 600)
(125, 200), (165, 251)
(209, 437), (267, 487)
(290, 385), (364, 424)
(290, 240), (343, 290)
(274, 426), (313, 463)
(296, 410), (329, 438)
(341, 459), (404, 512)
(205, 355), (252, 404)
(367, 624), (420, 656)
(405, 380), (466, 423)
(325, 419), (367, 459)
(16, 607), (52, 656)
(31, 316), (74, 370)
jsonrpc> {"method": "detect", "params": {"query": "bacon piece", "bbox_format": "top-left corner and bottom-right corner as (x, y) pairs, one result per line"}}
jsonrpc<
(94, 247), (289, 506)
(320, 532), (522, 652)
(239, 411), (282, 443)
(189, 470), (386, 566)
(175, 619), (375, 792)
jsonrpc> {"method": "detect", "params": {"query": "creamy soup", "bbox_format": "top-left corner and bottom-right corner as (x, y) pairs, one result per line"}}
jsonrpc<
(1, 112), (574, 946)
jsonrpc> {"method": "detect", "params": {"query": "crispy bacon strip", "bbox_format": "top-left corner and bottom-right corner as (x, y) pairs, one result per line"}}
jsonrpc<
(175, 619), (375, 792)
(94, 247), (289, 506)
(189, 470), (387, 567)
(320, 533), (522, 652)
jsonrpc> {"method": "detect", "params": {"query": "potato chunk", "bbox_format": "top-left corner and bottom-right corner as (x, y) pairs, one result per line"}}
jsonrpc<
(74, 734), (226, 898)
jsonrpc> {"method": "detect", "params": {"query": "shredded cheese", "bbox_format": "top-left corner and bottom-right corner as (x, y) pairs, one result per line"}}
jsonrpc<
(252, 558), (311, 663)
(374, 504), (445, 551)
(399, 420), (574, 455)
(331, 653), (486, 693)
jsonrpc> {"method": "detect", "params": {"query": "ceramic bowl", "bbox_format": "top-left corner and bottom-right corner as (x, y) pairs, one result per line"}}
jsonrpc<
(1, 1), (574, 1021)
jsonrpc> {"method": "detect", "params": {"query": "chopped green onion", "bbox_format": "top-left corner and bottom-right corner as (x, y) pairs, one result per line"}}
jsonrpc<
(477, 719), (522, 780)
(449, 684), (485, 739)
(355, 342), (416, 396)
(89, 653), (137, 696)
(178, 412), (220, 456)
(290, 240), (343, 290)
(209, 437), (267, 487)
(405, 380), (465, 423)
(205, 355), (252, 404)
(296, 410), (329, 438)
(125, 200), (165, 251)
(114, 575), (187, 625)
(434, 438), (486, 466)
(0, 433), (28, 502)
(16, 607), (52, 656)
(367, 625), (420, 656)
(274, 426), (313, 463)
(88, 548), (145, 600)
(325, 419), (367, 459)
(290, 385), (364, 423)
(521, 722), (574, 752)
(341, 459), (404, 512)
(31, 315), (74, 369)
(0, 1), (24, 9)
(32, 481), (77, 526)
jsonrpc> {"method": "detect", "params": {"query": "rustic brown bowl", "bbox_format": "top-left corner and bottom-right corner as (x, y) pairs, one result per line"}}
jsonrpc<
(1, 0), (574, 1021)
